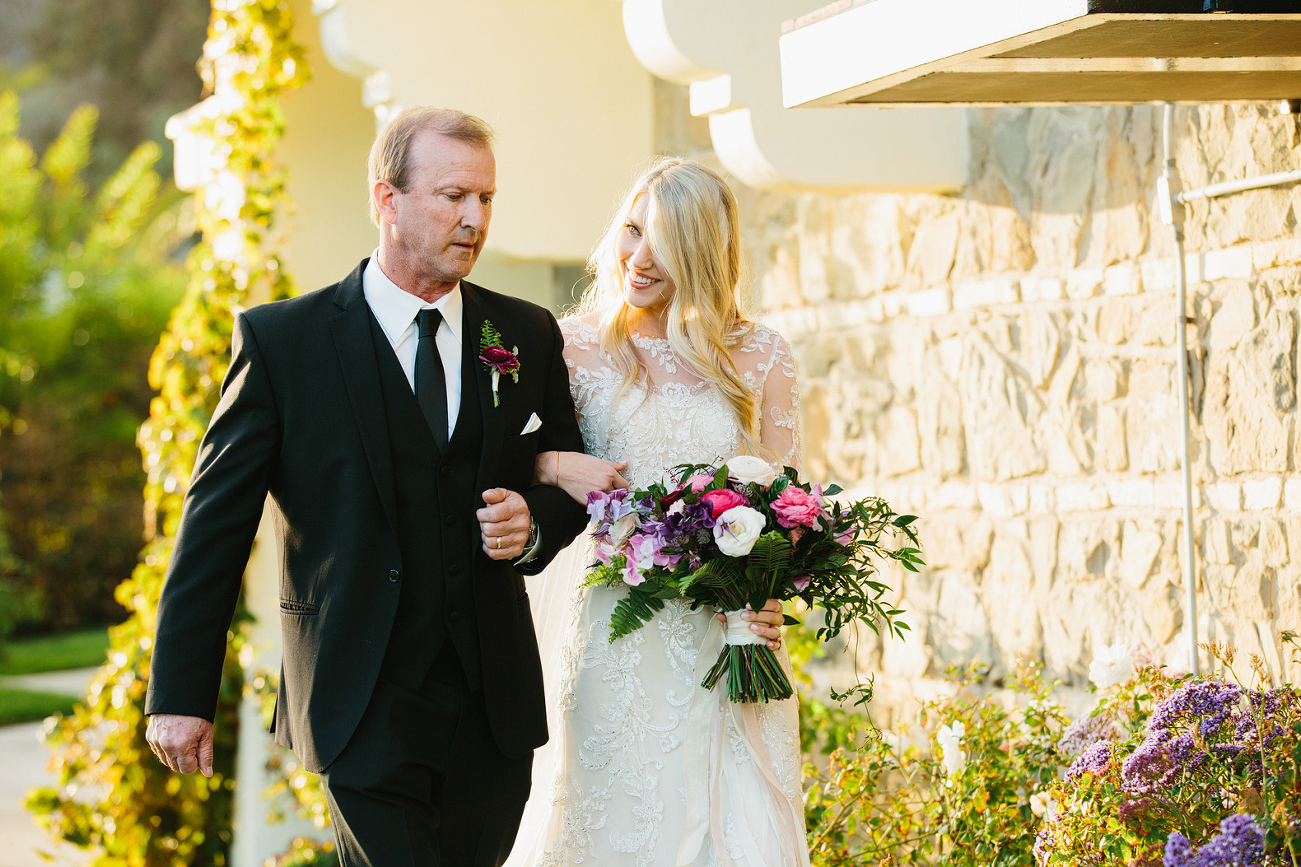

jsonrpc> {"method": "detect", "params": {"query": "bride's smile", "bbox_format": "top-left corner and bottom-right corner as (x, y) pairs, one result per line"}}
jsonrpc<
(617, 193), (676, 316)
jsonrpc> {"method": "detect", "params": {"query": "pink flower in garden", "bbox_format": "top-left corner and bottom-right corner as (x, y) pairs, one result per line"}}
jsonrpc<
(772, 486), (827, 529)
(701, 488), (749, 518)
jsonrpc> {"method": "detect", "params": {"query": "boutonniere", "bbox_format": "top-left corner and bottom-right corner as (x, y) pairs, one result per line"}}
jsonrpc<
(479, 321), (520, 407)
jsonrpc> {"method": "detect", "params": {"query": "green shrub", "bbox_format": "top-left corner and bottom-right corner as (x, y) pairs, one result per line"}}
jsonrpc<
(0, 89), (185, 634)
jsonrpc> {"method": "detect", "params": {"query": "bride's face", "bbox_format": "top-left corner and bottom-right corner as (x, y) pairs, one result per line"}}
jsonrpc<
(616, 194), (675, 315)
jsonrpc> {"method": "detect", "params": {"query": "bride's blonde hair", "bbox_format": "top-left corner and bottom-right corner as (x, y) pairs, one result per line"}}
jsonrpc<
(579, 158), (765, 456)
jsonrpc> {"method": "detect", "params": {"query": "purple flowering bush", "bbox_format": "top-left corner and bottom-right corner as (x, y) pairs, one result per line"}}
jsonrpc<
(796, 635), (1299, 867)
(1035, 639), (1301, 867)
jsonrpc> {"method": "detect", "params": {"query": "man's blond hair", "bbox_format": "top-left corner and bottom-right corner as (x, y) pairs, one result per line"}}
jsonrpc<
(367, 107), (495, 226)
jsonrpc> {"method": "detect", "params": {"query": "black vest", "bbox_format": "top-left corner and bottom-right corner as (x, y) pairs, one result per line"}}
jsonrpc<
(370, 312), (483, 691)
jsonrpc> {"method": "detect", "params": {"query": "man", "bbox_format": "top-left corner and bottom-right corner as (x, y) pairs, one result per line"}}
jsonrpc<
(145, 108), (589, 865)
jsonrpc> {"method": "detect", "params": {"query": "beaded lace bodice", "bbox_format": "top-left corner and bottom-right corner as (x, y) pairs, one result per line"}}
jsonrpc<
(560, 314), (801, 487)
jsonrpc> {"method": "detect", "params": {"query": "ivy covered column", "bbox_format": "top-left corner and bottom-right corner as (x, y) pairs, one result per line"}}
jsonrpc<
(27, 2), (307, 865)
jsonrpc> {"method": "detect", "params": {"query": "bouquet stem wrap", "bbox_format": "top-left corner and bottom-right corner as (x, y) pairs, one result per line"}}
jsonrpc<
(699, 609), (793, 703)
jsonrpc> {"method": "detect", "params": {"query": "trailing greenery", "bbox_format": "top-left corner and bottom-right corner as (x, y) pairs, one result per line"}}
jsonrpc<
(25, 3), (307, 865)
(0, 626), (110, 675)
(0, 90), (186, 641)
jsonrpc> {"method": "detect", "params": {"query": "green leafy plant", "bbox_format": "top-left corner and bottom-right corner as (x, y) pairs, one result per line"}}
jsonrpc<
(802, 661), (1070, 867)
(0, 90), (186, 634)
(25, 2), (307, 864)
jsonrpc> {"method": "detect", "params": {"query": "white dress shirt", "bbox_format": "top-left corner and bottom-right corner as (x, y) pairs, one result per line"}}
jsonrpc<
(361, 253), (542, 562)
(362, 252), (462, 443)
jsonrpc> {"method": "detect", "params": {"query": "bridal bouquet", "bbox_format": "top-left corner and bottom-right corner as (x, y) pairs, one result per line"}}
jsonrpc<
(584, 456), (922, 703)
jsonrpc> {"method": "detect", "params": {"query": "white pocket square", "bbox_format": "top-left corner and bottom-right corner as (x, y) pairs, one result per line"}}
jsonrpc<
(520, 413), (543, 435)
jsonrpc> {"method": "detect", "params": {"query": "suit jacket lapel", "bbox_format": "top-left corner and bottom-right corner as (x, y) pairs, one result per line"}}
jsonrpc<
(328, 261), (400, 535)
(461, 281), (505, 496)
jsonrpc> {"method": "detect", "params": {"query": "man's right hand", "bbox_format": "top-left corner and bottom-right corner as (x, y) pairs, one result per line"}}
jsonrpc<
(146, 713), (215, 777)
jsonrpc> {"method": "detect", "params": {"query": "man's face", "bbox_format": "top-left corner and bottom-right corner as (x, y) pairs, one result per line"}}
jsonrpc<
(383, 130), (496, 287)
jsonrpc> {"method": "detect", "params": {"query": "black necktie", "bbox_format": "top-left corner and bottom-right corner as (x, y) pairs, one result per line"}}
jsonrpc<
(415, 308), (449, 451)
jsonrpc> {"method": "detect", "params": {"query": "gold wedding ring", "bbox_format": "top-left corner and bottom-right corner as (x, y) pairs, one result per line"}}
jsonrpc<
(496, 536), (502, 549)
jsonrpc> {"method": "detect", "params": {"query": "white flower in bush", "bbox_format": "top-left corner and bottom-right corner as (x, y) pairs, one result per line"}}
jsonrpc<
(712, 506), (766, 557)
(726, 455), (779, 486)
(936, 721), (966, 778)
(1029, 790), (1056, 819)
(1088, 641), (1135, 689)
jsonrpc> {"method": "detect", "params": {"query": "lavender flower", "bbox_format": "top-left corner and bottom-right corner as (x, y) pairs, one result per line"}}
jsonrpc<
(1148, 682), (1243, 734)
(1065, 740), (1113, 781)
(1058, 712), (1122, 758)
(1163, 813), (1264, 867)
(1121, 735), (1176, 794)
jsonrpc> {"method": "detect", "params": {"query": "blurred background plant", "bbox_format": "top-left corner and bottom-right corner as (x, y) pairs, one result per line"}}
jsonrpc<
(0, 92), (188, 643)
(0, 0), (210, 652)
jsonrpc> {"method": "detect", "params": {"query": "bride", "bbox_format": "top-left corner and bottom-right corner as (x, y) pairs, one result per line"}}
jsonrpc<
(507, 158), (810, 867)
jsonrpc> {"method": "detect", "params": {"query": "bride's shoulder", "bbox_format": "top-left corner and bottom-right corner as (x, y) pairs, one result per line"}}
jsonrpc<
(559, 311), (600, 344)
(730, 320), (791, 355)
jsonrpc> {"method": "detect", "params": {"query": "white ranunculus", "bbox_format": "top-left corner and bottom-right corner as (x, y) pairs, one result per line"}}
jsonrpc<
(1029, 790), (1056, 819)
(936, 722), (966, 778)
(726, 455), (779, 487)
(611, 513), (638, 549)
(712, 506), (766, 557)
(1088, 641), (1135, 689)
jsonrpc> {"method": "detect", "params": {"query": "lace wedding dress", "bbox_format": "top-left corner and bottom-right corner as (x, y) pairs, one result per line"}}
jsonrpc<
(506, 314), (810, 867)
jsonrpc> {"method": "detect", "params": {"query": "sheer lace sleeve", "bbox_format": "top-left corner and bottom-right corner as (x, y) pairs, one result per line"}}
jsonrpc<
(730, 324), (801, 471)
(758, 329), (802, 470)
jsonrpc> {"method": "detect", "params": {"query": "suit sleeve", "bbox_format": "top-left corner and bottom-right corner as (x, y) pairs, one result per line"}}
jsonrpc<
(517, 312), (588, 575)
(145, 313), (281, 720)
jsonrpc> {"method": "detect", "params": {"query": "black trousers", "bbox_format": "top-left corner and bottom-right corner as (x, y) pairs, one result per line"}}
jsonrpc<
(320, 647), (534, 867)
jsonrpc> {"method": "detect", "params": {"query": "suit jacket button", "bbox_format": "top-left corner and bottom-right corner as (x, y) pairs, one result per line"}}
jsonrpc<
(439, 467), (450, 479)
(448, 610), (460, 622)
(388, 570), (400, 583)
(444, 515), (456, 526)
(448, 564), (462, 576)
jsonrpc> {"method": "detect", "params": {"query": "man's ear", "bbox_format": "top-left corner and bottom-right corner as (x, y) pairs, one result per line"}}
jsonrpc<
(373, 180), (398, 225)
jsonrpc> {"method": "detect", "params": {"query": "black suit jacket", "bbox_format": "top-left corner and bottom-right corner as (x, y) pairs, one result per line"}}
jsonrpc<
(145, 259), (588, 772)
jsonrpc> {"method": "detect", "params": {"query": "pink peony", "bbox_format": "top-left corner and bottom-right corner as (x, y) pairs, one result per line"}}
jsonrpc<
(686, 473), (714, 493)
(792, 575), (811, 592)
(701, 488), (749, 518)
(772, 486), (826, 530)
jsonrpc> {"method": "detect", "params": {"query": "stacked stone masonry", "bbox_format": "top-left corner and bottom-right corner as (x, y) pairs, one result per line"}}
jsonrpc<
(737, 104), (1301, 718)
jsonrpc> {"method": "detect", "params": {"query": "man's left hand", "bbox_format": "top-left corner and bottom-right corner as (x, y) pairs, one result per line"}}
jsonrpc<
(478, 488), (531, 560)
(716, 599), (785, 651)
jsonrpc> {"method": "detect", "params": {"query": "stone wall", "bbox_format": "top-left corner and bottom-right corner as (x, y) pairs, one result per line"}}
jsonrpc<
(739, 104), (1301, 716)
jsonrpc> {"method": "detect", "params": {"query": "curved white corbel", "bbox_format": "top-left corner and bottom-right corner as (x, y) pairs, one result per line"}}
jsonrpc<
(622, 0), (968, 193)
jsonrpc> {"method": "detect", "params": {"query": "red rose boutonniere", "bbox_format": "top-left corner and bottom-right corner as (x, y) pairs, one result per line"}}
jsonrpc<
(479, 320), (520, 407)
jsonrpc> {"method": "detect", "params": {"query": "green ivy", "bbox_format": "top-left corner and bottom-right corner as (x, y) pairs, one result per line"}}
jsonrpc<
(25, 2), (307, 864)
